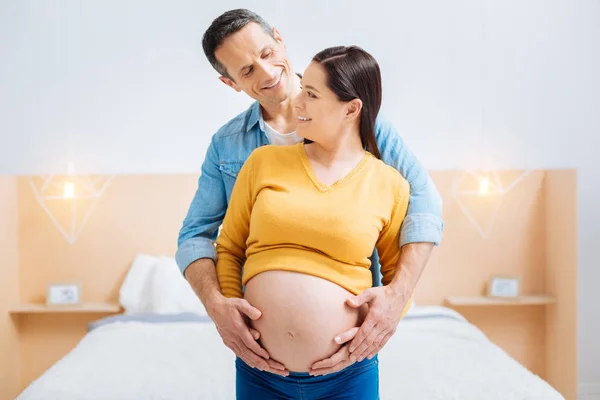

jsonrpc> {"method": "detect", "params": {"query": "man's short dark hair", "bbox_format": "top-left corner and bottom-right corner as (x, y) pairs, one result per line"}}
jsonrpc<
(202, 9), (275, 80)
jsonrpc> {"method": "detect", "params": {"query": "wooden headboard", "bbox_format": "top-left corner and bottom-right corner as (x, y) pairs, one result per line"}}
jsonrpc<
(1, 170), (577, 398)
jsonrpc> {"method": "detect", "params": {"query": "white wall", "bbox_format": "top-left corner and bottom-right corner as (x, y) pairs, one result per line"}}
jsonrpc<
(1, 0), (598, 390)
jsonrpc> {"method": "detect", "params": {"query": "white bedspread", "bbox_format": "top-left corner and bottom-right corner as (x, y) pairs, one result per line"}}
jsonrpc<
(17, 307), (565, 400)
(379, 307), (565, 400)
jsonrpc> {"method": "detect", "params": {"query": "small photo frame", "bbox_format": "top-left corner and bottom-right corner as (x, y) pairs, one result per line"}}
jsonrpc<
(487, 276), (520, 298)
(46, 282), (81, 306)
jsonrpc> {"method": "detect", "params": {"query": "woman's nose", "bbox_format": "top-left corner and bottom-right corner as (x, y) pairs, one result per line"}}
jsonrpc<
(292, 91), (304, 109)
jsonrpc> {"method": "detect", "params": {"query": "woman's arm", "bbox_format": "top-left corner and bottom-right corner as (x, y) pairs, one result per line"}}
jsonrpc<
(215, 154), (257, 298)
(376, 177), (410, 284)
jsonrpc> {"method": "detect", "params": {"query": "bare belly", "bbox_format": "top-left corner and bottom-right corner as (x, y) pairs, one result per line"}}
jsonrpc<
(244, 270), (367, 372)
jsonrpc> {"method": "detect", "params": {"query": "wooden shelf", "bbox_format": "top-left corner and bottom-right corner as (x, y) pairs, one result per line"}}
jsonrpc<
(8, 302), (122, 314)
(444, 295), (556, 306)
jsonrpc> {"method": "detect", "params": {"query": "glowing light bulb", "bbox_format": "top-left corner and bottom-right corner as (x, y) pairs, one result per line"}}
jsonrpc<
(63, 182), (75, 198)
(479, 178), (490, 196)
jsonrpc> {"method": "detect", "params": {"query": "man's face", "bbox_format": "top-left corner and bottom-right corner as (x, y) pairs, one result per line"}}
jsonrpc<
(215, 23), (295, 106)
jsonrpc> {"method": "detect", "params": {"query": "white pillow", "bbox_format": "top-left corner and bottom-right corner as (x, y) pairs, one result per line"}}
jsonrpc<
(119, 254), (208, 316)
(119, 254), (159, 314)
(152, 256), (208, 315)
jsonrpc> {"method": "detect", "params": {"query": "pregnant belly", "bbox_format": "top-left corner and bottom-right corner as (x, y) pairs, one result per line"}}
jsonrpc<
(244, 270), (367, 372)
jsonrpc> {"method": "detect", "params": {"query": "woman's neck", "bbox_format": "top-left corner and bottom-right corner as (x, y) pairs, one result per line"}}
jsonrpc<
(305, 127), (365, 168)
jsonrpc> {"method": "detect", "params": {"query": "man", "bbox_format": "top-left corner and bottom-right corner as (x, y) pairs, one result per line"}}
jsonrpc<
(177, 9), (443, 377)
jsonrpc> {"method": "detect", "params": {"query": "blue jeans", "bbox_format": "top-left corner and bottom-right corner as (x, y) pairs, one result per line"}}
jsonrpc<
(235, 355), (379, 400)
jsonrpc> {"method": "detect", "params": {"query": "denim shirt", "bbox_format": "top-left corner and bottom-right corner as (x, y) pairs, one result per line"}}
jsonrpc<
(176, 101), (443, 286)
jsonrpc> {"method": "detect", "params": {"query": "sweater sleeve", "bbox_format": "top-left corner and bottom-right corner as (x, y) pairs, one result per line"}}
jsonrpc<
(376, 176), (410, 285)
(215, 153), (257, 298)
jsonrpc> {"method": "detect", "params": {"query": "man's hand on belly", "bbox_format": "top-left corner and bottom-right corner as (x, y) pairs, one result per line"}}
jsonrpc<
(344, 285), (411, 362)
(210, 295), (289, 376)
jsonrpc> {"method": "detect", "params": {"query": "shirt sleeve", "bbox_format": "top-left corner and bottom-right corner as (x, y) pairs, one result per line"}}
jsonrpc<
(215, 153), (257, 298)
(175, 134), (226, 275)
(375, 176), (410, 285)
(374, 114), (444, 246)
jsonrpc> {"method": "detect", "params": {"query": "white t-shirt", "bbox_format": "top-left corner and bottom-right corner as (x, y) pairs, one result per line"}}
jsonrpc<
(263, 121), (304, 146)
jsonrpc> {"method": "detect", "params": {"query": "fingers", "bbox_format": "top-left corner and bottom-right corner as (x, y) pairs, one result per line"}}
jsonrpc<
(352, 325), (382, 361)
(266, 359), (289, 376)
(349, 316), (376, 353)
(367, 331), (393, 360)
(239, 325), (270, 360)
(265, 367), (289, 377)
(334, 326), (359, 345)
(240, 347), (270, 371)
(266, 358), (287, 371)
(215, 299), (274, 373)
(228, 341), (264, 371)
(360, 329), (387, 361)
(232, 340), (288, 376)
(249, 328), (260, 341)
(311, 359), (354, 376)
(346, 289), (375, 308)
(234, 298), (262, 320)
(227, 300), (269, 360)
(310, 345), (347, 370)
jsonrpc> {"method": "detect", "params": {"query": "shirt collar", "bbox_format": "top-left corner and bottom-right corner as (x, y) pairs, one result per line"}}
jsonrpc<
(244, 101), (262, 132)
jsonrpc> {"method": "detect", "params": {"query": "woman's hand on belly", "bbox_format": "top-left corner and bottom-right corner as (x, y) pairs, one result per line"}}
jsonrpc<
(307, 303), (368, 375)
(308, 326), (359, 376)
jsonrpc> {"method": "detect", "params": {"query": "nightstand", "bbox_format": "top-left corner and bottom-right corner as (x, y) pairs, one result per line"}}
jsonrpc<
(444, 295), (555, 307)
(9, 302), (122, 314)
(443, 294), (556, 382)
(9, 302), (122, 391)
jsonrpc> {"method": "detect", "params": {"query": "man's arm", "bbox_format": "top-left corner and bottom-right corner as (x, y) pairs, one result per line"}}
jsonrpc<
(183, 258), (223, 317)
(176, 136), (287, 375)
(176, 135), (226, 274)
(345, 242), (433, 362)
(344, 116), (441, 359)
(345, 116), (441, 358)
(374, 113), (444, 247)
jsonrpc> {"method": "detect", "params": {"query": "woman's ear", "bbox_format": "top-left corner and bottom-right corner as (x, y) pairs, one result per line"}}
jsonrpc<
(345, 99), (363, 121)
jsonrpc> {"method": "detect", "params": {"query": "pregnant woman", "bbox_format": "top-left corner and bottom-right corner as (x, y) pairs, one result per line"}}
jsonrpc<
(216, 45), (411, 400)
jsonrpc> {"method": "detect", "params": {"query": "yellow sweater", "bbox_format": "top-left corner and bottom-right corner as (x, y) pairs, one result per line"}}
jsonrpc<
(216, 143), (410, 298)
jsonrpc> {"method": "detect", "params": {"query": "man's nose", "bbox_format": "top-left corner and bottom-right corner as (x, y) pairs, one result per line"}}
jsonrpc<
(257, 60), (277, 83)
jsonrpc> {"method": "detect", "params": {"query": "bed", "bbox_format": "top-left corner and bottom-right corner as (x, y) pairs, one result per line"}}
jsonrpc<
(16, 255), (566, 400)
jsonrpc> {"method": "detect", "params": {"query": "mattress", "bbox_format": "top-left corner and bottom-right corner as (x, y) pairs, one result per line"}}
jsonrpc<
(17, 306), (565, 400)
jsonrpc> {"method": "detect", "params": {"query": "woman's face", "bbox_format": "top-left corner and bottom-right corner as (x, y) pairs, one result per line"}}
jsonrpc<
(293, 62), (351, 145)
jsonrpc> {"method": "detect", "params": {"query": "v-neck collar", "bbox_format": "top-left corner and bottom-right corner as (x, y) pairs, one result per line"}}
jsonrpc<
(297, 143), (370, 192)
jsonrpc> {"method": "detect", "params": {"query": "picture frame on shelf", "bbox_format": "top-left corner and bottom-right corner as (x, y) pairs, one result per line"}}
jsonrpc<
(487, 275), (520, 298)
(46, 282), (81, 306)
